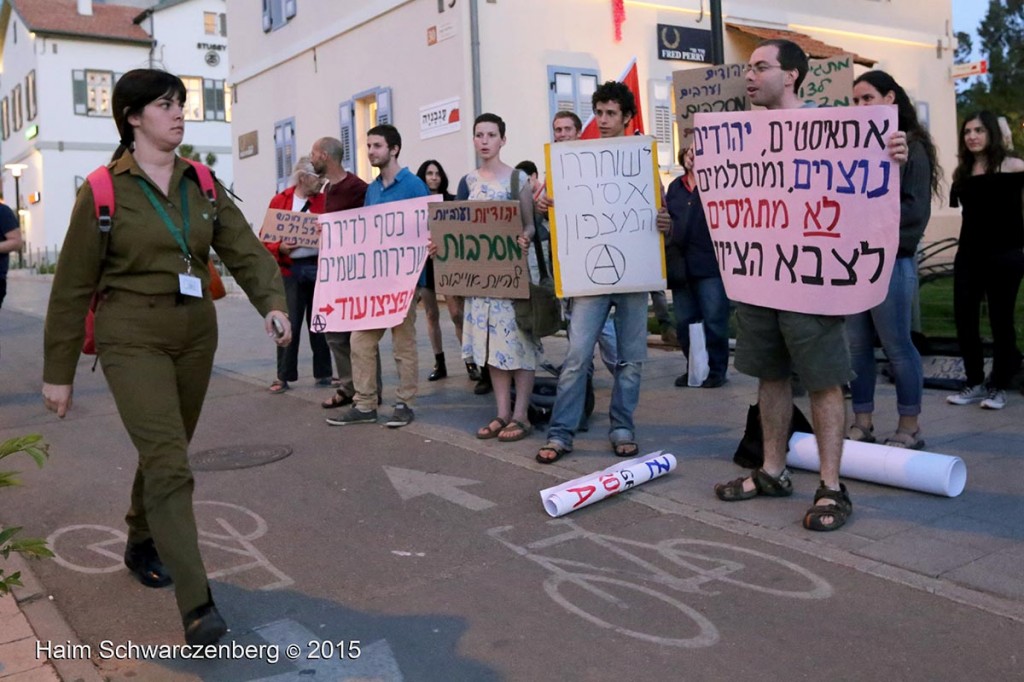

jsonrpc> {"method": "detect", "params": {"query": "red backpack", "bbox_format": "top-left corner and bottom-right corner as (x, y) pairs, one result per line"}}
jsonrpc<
(82, 158), (225, 356)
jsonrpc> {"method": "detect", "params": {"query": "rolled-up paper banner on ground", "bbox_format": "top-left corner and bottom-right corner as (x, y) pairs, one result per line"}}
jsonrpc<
(786, 432), (967, 498)
(540, 451), (677, 517)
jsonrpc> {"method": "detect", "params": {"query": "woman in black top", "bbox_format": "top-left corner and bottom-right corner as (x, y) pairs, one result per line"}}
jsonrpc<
(946, 111), (1024, 410)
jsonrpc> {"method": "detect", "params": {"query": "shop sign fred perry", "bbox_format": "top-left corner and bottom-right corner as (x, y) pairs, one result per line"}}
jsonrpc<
(657, 24), (712, 63)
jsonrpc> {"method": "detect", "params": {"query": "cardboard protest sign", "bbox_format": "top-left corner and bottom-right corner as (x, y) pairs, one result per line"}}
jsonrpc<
(673, 64), (748, 147)
(546, 135), (665, 298)
(429, 200), (529, 299)
(799, 55), (854, 108)
(693, 105), (899, 315)
(258, 208), (322, 249)
(311, 195), (440, 332)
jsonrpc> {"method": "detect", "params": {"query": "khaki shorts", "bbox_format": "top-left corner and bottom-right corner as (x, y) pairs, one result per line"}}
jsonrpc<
(734, 302), (852, 393)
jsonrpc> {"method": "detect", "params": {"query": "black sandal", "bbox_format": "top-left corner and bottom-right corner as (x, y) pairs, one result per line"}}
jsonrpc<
(715, 467), (793, 502)
(536, 442), (571, 464)
(612, 441), (639, 458)
(803, 482), (853, 531)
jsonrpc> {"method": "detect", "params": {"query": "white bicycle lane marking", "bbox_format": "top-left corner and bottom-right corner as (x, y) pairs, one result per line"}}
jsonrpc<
(46, 500), (294, 590)
(489, 518), (833, 648)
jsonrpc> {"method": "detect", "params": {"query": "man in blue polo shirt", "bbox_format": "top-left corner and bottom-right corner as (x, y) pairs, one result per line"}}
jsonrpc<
(327, 124), (430, 428)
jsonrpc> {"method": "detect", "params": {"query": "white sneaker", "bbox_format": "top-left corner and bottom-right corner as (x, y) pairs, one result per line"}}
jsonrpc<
(980, 388), (1006, 410)
(946, 384), (987, 405)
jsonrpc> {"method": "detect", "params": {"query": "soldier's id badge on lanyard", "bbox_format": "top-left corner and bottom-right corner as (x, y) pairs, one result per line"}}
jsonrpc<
(179, 272), (203, 297)
(139, 176), (205, 298)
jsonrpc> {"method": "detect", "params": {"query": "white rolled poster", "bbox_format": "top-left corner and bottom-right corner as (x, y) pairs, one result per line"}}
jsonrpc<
(539, 451), (677, 517)
(786, 432), (967, 498)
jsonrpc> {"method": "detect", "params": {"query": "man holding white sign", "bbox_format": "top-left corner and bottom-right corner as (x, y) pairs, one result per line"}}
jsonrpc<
(536, 82), (671, 464)
(707, 39), (907, 532)
(326, 125), (430, 429)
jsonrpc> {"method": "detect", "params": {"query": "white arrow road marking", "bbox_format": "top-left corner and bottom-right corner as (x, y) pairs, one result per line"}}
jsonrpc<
(254, 619), (403, 681)
(383, 466), (496, 511)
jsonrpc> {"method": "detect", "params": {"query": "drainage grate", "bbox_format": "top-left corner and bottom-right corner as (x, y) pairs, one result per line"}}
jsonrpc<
(190, 444), (293, 471)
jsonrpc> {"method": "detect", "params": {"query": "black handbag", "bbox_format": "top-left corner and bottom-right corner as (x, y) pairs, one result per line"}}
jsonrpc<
(514, 229), (562, 338)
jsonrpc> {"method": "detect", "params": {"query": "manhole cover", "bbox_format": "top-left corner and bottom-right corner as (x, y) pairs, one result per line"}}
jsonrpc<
(190, 444), (293, 471)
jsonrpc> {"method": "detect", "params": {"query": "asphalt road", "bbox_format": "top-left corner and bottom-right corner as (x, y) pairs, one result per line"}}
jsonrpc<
(2, 280), (1022, 681)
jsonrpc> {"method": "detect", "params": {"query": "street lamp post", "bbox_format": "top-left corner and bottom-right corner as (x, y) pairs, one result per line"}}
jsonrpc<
(4, 163), (27, 268)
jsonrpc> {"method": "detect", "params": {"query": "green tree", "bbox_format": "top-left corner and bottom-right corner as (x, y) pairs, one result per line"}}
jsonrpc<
(957, 0), (1024, 150)
(0, 435), (52, 595)
(177, 144), (217, 168)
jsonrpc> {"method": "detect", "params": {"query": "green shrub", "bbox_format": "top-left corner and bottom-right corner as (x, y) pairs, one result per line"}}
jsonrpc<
(1, 435), (52, 595)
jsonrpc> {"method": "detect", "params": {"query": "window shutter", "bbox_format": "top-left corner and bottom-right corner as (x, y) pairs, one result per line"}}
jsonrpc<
(375, 87), (392, 126)
(577, 73), (598, 117)
(219, 12), (227, 37)
(648, 78), (674, 167)
(72, 70), (87, 115)
(203, 79), (216, 120)
(338, 100), (354, 172)
(262, 0), (272, 32)
(552, 72), (575, 115)
(284, 0), (297, 19)
(282, 119), (295, 191)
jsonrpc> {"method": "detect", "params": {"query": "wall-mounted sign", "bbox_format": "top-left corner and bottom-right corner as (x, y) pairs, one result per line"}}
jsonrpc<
(205, 51), (220, 67)
(427, 20), (456, 46)
(657, 24), (712, 63)
(420, 96), (461, 140)
(238, 131), (258, 159)
(196, 42), (227, 51)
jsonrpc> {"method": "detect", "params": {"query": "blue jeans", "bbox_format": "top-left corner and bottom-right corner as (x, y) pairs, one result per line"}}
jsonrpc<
(547, 292), (647, 447)
(672, 277), (730, 380)
(847, 257), (922, 416)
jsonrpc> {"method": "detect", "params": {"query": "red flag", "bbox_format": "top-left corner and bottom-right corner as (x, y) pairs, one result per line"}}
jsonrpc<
(579, 57), (645, 140)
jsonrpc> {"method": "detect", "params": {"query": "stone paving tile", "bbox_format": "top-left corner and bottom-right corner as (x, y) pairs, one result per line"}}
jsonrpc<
(943, 544), (1024, 601)
(0, 637), (47, 678)
(854, 530), (993, 578)
(2, 665), (61, 682)
(0, 610), (33, 645)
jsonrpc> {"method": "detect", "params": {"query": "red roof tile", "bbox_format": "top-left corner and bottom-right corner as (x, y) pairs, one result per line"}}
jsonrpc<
(727, 23), (876, 67)
(11, 0), (151, 45)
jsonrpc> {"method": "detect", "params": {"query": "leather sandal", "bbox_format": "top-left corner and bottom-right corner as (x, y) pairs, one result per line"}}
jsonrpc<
(612, 441), (639, 458)
(715, 467), (794, 502)
(321, 391), (353, 409)
(846, 423), (875, 443)
(498, 420), (533, 443)
(476, 417), (509, 440)
(803, 482), (853, 531)
(884, 430), (925, 450)
(536, 442), (571, 464)
(268, 380), (289, 394)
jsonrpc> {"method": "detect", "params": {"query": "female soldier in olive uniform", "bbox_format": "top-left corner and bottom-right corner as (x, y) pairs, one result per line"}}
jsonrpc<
(42, 70), (291, 645)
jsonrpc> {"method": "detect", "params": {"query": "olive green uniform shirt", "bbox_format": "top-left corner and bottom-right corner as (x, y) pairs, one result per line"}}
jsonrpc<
(44, 153), (286, 384)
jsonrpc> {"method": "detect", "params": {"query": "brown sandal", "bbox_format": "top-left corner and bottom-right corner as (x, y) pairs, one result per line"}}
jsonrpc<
(476, 417), (509, 440)
(536, 442), (571, 464)
(803, 482), (853, 531)
(715, 467), (794, 501)
(321, 391), (352, 409)
(498, 420), (533, 442)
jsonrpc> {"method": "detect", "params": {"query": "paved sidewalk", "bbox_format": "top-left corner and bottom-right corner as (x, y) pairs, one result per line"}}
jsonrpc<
(2, 271), (1022, 679)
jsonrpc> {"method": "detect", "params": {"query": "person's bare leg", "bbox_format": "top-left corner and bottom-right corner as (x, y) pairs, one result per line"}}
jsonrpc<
(490, 367), (513, 422)
(810, 385), (847, 523)
(511, 369), (535, 425)
(734, 377), (792, 494)
(446, 295), (465, 346)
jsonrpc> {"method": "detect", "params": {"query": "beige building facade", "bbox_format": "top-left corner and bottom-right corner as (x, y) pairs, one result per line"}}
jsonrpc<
(227, 0), (959, 240)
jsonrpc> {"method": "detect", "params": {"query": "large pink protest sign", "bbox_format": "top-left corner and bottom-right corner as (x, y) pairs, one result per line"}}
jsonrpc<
(311, 195), (439, 332)
(693, 105), (899, 316)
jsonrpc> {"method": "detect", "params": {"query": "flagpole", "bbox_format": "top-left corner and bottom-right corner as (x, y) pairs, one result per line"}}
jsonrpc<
(710, 0), (725, 65)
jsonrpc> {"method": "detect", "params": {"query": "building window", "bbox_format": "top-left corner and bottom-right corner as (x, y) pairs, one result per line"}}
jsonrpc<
(25, 70), (37, 121)
(12, 84), (23, 131)
(1, 97), (9, 140)
(547, 66), (599, 136)
(273, 117), (296, 192)
(263, 0), (297, 32)
(350, 87), (392, 181)
(181, 76), (204, 121)
(224, 83), (233, 122)
(72, 70), (113, 116)
(204, 12), (227, 36)
(203, 79), (230, 121)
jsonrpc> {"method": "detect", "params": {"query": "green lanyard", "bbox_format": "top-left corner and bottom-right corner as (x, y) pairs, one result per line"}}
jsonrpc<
(137, 177), (192, 270)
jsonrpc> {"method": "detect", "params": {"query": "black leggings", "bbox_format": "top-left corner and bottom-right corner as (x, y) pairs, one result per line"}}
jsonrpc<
(953, 255), (1024, 388)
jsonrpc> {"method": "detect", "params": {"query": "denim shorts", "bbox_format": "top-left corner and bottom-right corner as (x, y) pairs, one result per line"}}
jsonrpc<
(734, 302), (852, 392)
